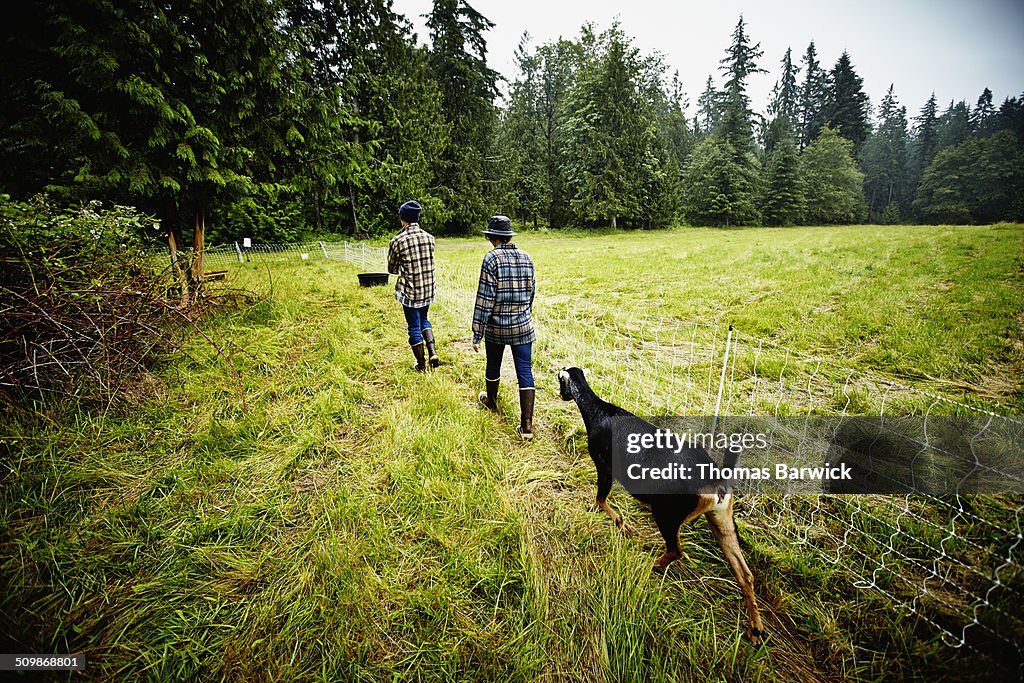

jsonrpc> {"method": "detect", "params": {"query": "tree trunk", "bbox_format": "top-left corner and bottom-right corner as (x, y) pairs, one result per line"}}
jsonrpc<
(190, 207), (205, 302)
(168, 228), (190, 308)
(348, 183), (359, 234)
(611, 216), (617, 230)
(314, 187), (323, 232)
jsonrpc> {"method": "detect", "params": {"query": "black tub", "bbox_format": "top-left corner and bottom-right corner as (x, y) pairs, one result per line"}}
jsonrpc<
(358, 272), (389, 287)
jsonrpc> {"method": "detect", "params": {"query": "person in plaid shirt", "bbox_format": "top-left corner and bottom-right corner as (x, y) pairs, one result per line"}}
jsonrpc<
(472, 215), (536, 439)
(388, 200), (439, 372)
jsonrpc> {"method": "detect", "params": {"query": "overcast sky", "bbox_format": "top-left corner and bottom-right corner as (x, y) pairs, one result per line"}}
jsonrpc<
(390, 0), (1024, 121)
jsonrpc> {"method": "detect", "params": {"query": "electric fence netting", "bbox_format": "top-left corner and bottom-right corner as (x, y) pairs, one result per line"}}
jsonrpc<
(153, 240), (1021, 667)
(423, 248), (1024, 668)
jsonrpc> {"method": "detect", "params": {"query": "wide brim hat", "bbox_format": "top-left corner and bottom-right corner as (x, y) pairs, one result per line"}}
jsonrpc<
(482, 214), (516, 237)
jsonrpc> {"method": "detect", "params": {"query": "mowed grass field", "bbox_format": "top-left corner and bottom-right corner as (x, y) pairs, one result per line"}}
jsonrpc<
(1, 224), (1022, 681)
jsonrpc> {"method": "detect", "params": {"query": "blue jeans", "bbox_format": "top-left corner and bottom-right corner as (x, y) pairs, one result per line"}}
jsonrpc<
(485, 341), (534, 389)
(403, 305), (432, 345)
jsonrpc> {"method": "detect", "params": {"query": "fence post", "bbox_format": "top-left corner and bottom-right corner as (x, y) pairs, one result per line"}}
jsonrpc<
(319, 241), (329, 259)
(711, 325), (734, 437)
(234, 241), (244, 263)
(361, 244), (366, 270)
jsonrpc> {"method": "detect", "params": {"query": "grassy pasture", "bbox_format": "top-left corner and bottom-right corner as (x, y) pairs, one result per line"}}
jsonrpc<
(1, 224), (1022, 681)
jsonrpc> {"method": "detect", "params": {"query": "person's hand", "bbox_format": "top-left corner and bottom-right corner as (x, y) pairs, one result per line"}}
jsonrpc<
(472, 342), (480, 353)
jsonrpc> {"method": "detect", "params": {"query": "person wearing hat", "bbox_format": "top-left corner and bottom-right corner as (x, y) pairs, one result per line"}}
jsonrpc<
(471, 215), (536, 439)
(387, 200), (439, 371)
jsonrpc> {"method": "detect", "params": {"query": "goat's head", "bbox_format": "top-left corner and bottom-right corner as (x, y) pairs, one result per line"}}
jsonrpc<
(558, 367), (589, 400)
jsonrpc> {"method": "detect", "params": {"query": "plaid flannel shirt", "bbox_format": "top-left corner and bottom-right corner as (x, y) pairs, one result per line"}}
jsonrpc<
(387, 223), (435, 307)
(472, 243), (536, 345)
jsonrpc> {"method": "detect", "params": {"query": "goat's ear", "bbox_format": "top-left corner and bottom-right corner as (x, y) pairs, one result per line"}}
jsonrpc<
(558, 369), (570, 382)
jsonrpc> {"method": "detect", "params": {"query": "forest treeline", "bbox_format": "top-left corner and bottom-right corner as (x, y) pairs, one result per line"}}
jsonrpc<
(2, 1), (1022, 244)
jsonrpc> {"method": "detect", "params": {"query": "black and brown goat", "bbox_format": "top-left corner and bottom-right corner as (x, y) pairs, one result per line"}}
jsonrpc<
(558, 366), (765, 643)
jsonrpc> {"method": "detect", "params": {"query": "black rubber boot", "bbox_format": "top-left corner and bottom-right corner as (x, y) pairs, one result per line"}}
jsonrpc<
(479, 378), (499, 411)
(411, 342), (427, 372)
(519, 388), (535, 439)
(422, 328), (440, 369)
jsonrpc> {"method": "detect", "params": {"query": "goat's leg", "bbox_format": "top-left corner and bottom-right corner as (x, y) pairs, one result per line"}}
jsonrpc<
(704, 498), (765, 644)
(593, 471), (634, 535)
(651, 506), (683, 570)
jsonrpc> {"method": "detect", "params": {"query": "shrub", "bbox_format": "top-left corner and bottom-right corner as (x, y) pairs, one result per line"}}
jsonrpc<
(0, 195), (179, 409)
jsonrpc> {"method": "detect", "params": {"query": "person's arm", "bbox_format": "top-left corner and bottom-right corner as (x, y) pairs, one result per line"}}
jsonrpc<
(472, 257), (497, 346)
(387, 238), (401, 275)
(529, 261), (536, 310)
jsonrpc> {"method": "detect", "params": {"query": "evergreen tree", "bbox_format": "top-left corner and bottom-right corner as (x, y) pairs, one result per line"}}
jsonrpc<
(560, 24), (669, 228)
(696, 15), (764, 226)
(936, 100), (971, 150)
(801, 125), (865, 224)
(717, 15), (766, 156)
(681, 137), (761, 226)
(797, 41), (828, 149)
(536, 39), (583, 227)
(696, 75), (723, 135)
(762, 122), (806, 225)
(971, 87), (998, 136)
(824, 51), (871, 155)
(913, 130), (1024, 223)
(997, 94), (1024, 141)
(427, 0), (500, 232)
(905, 93), (939, 215)
(764, 47), (800, 155)
(1, 0), (308, 250)
(860, 85), (908, 221)
(496, 33), (550, 227)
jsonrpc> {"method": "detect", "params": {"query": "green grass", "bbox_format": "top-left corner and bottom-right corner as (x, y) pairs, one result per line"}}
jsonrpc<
(2, 225), (1022, 681)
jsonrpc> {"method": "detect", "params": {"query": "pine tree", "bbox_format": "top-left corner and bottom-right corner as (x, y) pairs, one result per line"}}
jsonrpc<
(824, 51), (871, 155)
(997, 94), (1024, 141)
(913, 130), (1024, 223)
(537, 39), (583, 227)
(1, 0), (307, 253)
(496, 32), (550, 227)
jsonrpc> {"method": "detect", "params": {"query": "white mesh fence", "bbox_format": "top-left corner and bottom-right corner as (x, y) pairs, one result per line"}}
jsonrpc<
(423, 248), (1023, 665)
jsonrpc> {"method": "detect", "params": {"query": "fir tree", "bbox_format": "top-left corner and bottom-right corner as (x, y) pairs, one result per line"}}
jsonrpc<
(560, 24), (669, 228)
(906, 93), (939, 215)
(970, 87), (998, 137)
(860, 84), (908, 221)
(696, 75), (723, 135)
(762, 122), (806, 225)
(936, 100), (971, 150)
(427, 0), (500, 232)
(764, 47), (800, 154)
(681, 137), (761, 226)
(798, 41), (828, 149)
(824, 51), (871, 155)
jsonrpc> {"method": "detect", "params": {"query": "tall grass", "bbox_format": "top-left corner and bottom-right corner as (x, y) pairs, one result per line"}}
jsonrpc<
(2, 225), (1021, 681)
